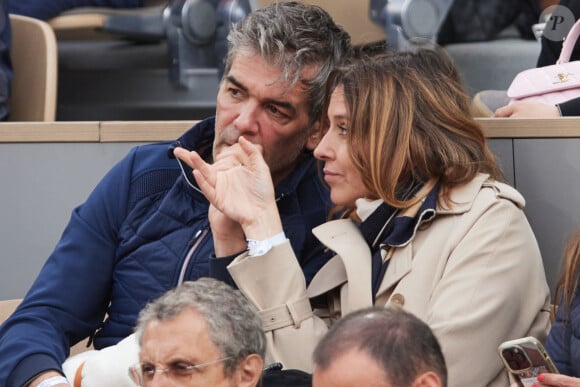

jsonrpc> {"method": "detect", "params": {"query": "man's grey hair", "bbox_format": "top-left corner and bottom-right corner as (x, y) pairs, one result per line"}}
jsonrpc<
(224, 1), (352, 127)
(135, 278), (266, 376)
(313, 307), (448, 387)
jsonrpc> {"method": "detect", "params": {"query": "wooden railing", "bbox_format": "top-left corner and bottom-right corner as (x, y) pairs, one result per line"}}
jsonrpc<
(2, 118), (580, 143)
(0, 121), (197, 142)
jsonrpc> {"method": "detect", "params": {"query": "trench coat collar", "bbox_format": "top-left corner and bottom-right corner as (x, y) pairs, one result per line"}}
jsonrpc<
(307, 173), (495, 306)
(308, 219), (374, 313)
(437, 173), (490, 214)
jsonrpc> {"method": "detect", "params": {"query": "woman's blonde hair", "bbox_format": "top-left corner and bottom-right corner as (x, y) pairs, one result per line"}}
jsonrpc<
(324, 47), (502, 209)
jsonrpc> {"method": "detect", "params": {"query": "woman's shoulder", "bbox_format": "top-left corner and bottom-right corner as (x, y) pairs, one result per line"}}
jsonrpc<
(479, 179), (526, 209)
(441, 174), (526, 214)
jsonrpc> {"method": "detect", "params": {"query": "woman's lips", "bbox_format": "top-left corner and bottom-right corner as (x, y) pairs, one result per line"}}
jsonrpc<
(323, 169), (340, 184)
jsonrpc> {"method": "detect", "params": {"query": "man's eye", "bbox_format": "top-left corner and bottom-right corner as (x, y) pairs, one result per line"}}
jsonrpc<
(171, 362), (195, 376)
(268, 105), (282, 115)
(141, 363), (156, 374)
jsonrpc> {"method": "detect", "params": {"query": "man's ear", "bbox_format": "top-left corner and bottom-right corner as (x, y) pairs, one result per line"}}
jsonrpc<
(306, 121), (324, 151)
(411, 371), (443, 387)
(235, 354), (264, 387)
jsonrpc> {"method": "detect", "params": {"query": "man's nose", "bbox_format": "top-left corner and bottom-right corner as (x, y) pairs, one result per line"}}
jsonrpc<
(234, 101), (260, 135)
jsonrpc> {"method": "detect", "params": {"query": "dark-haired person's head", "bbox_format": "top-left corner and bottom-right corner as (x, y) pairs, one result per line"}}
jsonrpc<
(313, 307), (447, 387)
(215, 1), (353, 185)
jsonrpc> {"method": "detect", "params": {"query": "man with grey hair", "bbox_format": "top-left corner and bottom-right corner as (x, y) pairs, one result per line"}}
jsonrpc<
(0, 2), (352, 386)
(129, 278), (265, 387)
(313, 307), (448, 387)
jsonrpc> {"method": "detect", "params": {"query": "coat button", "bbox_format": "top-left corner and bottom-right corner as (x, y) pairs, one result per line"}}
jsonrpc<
(390, 293), (405, 307)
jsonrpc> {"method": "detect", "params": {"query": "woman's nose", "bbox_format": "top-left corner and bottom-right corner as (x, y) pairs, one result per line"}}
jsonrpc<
(313, 130), (333, 160)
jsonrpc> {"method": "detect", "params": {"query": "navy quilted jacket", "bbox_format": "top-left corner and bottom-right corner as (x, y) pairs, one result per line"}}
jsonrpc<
(545, 285), (580, 377)
(0, 117), (332, 386)
(7, 0), (145, 20)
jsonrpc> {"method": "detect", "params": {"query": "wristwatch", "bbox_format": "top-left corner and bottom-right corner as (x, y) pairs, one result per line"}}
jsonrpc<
(246, 232), (286, 256)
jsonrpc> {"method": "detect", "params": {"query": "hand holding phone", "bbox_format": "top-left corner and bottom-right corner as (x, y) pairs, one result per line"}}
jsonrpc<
(498, 337), (558, 387)
(534, 373), (580, 386)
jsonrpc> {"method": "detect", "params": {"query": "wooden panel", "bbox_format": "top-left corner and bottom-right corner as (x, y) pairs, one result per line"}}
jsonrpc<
(99, 121), (197, 142)
(479, 117), (580, 138)
(48, 13), (106, 31)
(1, 118), (580, 143)
(0, 122), (99, 142)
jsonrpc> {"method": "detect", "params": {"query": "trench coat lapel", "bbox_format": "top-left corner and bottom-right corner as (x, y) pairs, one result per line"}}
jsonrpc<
(310, 219), (373, 312)
(373, 173), (491, 300)
(375, 243), (413, 300)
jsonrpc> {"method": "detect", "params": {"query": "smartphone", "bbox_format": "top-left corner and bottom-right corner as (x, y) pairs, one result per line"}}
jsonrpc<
(498, 337), (558, 387)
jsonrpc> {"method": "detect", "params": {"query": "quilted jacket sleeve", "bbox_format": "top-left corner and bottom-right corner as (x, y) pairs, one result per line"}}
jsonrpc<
(0, 147), (138, 387)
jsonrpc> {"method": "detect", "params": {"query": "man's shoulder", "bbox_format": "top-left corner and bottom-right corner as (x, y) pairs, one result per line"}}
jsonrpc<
(121, 142), (184, 215)
(125, 141), (179, 179)
(129, 118), (212, 174)
(129, 117), (215, 175)
(276, 155), (331, 226)
(282, 155), (329, 202)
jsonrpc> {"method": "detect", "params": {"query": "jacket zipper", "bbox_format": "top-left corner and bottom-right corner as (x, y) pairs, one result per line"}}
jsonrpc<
(178, 228), (209, 285)
(174, 155), (287, 285)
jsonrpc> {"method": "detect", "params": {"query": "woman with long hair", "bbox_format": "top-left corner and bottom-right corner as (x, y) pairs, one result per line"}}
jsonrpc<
(175, 47), (551, 387)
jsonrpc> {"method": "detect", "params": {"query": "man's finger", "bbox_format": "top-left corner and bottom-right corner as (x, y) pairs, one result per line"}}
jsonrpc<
(192, 169), (217, 202)
(188, 151), (218, 187)
(173, 147), (196, 168)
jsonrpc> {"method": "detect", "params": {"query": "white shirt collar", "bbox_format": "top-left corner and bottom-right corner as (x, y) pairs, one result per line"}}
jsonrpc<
(355, 198), (383, 222)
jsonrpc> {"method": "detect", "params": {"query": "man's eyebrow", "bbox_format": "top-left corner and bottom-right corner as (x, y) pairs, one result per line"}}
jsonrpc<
(226, 75), (297, 116)
(225, 75), (247, 93)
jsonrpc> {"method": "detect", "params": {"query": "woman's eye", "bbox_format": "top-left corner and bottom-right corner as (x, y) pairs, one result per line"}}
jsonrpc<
(338, 125), (348, 135)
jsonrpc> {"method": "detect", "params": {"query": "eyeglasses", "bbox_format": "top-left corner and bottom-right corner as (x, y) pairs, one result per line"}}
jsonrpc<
(128, 357), (233, 386)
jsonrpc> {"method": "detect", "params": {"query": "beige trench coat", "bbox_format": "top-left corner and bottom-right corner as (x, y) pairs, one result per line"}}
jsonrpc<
(228, 174), (551, 387)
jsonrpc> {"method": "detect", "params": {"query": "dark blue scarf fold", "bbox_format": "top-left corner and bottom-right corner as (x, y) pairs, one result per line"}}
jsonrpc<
(358, 184), (439, 302)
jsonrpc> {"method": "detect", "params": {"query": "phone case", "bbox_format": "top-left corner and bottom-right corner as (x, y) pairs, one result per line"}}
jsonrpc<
(498, 337), (558, 387)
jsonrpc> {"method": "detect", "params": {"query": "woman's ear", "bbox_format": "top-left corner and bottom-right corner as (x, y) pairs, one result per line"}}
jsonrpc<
(411, 371), (444, 387)
(235, 354), (264, 387)
(306, 121), (324, 151)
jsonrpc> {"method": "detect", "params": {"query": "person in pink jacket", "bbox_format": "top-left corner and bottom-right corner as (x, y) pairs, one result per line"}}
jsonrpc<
(175, 47), (552, 387)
